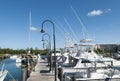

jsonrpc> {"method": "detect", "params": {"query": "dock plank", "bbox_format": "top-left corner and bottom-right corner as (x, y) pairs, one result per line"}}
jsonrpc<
(27, 57), (55, 81)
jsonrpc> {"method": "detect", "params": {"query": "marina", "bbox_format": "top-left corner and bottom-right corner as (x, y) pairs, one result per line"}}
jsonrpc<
(0, 0), (120, 81)
(1, 50), (120, 81)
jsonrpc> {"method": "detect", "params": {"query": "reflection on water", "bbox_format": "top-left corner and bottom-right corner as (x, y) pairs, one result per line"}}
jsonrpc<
(0, 59), (22, 81)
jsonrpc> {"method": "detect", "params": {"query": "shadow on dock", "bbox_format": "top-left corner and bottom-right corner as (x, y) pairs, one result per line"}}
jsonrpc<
(40, 70), (50, 73)
(40, 62), (48, 63)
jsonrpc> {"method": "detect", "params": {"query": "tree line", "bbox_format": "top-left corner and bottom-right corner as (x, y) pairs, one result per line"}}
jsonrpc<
(0, 47), (47, 55)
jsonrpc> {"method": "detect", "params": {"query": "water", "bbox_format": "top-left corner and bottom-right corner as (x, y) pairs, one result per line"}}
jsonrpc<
(0, 59), (22, 81)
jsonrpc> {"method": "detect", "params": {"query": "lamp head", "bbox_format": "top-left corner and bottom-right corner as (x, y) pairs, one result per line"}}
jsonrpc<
(74, 44), (77, 46)
(40, 29), (45, 33)
(41, 39), (44, 41)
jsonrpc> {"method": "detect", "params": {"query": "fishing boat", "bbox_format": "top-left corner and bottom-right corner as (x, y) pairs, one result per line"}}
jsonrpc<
(57, 39), (120, 81)
(0, 63), (8, 81)
(64, 68), (120, 81)
(0, 70), (7, 81)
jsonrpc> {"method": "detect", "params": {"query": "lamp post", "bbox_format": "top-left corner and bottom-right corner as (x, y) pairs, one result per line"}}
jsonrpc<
(42, 39), (49, 49)
(42, 33), (51, 50)
(42, 33), (52, 71)
(40, 20), (57, 81)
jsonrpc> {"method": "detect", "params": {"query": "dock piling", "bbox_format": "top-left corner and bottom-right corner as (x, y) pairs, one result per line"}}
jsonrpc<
(22, 69), (26, 81)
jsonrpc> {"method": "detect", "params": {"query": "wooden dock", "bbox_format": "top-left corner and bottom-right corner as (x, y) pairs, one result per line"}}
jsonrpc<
(27, 57), (56, 81)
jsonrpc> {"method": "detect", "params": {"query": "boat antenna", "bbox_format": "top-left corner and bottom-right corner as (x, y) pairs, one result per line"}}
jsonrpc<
(63, 17), (78, 43)
(53, 17), (75, 47)
(70, 5), (90, 39)
(53, 17), (68, 33)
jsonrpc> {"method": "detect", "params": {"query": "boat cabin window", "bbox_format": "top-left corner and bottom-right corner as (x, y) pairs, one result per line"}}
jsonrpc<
(88, 50), (91, 53)
(52, 51), (61, 53)
(81, 59), (91, 63)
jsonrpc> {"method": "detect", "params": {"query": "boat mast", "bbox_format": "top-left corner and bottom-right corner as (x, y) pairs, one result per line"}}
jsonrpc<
(28, 11), (31, 54)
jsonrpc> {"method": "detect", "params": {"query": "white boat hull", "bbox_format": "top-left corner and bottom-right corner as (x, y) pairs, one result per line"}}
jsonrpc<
(16, 58), (22, 63)
(0, 70), (8, 81)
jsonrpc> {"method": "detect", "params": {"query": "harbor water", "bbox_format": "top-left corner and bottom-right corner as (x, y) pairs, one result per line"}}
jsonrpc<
(0, 58), (27, 81)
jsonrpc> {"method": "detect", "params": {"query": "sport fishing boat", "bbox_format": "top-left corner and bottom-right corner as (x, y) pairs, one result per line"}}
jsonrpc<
(58, 39), (120, 81)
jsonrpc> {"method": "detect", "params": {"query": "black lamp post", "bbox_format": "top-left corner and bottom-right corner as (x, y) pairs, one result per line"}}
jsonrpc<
(40, 20), (57, 81)
(42, 39), (49, 49)
(42, 33), (52, 71)
(42, 33), (51, 50)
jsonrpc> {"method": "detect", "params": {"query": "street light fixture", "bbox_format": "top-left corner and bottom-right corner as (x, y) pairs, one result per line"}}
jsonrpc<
(42, 33), (52, 71)
(40, 20), (57, 81)
(42, 33), (51, 50)
(40, 29), (45, 33)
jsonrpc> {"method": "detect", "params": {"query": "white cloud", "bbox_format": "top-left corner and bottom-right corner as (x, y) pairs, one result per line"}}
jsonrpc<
(87, 10), (103, 16)
(30, 27), (38, 31)
(87, 8), (112, 17)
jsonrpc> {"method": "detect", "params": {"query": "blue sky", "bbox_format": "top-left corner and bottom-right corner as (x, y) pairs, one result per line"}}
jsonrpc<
(0, 0), (120, 49)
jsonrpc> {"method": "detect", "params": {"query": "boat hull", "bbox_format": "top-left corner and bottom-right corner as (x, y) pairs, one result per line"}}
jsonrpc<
(76, 78), (120, 81)
(0, 70), (8, 81)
